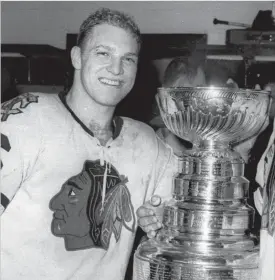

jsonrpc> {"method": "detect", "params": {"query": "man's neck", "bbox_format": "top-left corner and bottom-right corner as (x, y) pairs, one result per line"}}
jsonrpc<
(66, 87), (115, 146)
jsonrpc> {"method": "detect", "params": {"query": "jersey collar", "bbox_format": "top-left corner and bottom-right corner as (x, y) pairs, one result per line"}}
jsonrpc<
(58, 91), (123, 140)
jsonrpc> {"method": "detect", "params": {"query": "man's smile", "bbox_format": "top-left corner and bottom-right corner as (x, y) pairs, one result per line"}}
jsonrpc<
(99, 77), (123, 87)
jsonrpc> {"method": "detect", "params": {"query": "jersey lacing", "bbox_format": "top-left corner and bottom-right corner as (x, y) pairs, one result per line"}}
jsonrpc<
(97, 139), (113, 212)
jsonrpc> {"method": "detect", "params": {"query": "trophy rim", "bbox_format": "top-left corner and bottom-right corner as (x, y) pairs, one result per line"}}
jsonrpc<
(157, 86), (271, 96)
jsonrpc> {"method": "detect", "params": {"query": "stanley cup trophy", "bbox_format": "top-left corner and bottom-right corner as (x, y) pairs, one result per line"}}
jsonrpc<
(134, 87), (271, 280)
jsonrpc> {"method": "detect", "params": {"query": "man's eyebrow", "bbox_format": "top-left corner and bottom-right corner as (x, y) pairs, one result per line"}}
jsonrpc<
(125, 52), (138, 57)
(94, 45), (138, 57)
(67, 181), (83, 190)
(94, 44), (113, 51)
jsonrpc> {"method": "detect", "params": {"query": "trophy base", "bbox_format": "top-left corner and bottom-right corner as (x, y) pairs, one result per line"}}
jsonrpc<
(133, 144), (260, 280)
(134, 237), (259, 280)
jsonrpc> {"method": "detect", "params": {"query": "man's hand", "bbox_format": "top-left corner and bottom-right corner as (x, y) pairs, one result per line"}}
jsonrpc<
(136, 195), (164, 238)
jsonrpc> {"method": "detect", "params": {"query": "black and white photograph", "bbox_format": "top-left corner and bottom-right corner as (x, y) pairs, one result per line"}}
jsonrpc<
(1, 1), (275, 280)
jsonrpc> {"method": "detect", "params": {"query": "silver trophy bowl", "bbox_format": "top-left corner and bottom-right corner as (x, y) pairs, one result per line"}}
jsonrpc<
(134, 87), (271, 280)
(156, 87), (270, 147)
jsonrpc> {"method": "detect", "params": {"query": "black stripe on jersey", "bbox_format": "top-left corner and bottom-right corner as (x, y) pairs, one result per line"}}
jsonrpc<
(1, 193), (10, 209)
(1, 133), (11, 152)
(1, 133), (11, 169)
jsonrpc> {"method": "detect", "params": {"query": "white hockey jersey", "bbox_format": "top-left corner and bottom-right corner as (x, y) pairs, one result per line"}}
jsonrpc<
(1, 92), (177, 280)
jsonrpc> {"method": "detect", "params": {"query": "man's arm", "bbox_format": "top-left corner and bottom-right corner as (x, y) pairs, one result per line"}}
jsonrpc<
(1, 96), (42, 215)
(136, 134), (178, 237)
(1, 129), (24, 215)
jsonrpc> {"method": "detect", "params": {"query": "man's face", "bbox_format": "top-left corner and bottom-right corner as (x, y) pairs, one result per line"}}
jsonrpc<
(50, 171), (91, 237)
(75, 23), (139, 107)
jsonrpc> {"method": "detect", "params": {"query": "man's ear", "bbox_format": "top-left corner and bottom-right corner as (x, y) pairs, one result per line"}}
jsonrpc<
(71, 46), (81, 70)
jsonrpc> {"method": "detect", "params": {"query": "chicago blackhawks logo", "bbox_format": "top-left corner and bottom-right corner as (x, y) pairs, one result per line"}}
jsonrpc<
(49, 160), (136, 251)
(1, 93), (39, 121)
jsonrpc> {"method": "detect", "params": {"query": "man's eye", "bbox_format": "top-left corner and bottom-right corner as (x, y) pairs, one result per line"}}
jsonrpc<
(124, 57), (135, 63)
(68, 189), (76, 197)
(97, 52), (109, 57)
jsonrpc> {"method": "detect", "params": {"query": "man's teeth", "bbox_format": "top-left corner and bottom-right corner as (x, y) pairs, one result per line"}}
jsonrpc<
(100, 78), (120, 86)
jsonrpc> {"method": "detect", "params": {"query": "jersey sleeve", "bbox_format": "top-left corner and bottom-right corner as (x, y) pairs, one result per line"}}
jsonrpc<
(145, 133), (179, 203)
(1, 93), (42, 215)
(1, 126), (24, 214)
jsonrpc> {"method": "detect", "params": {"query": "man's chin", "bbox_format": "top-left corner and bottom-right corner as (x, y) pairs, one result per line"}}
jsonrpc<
(51, 219), (66, 236)
(93, 89), (129, 107)
(96, 98), (124, 108)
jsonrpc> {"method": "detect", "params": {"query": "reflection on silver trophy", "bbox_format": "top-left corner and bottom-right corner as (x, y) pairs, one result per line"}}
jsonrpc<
(134, 87), (271, 280)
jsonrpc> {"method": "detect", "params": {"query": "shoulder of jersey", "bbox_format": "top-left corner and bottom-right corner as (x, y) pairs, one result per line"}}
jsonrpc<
(1, 92), (63, 123)
(120, 116), (157, 142)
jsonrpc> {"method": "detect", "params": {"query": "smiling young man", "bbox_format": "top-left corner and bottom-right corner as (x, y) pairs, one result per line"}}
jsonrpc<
(1, 8), (177, 280)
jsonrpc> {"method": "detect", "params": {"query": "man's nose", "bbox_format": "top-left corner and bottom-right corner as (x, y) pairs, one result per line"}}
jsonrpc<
(50, 192), (64, 210)
(107, 57), (123, 75)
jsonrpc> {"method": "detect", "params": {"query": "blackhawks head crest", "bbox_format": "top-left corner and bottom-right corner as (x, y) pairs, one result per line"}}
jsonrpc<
(49, 160), (136, 251)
